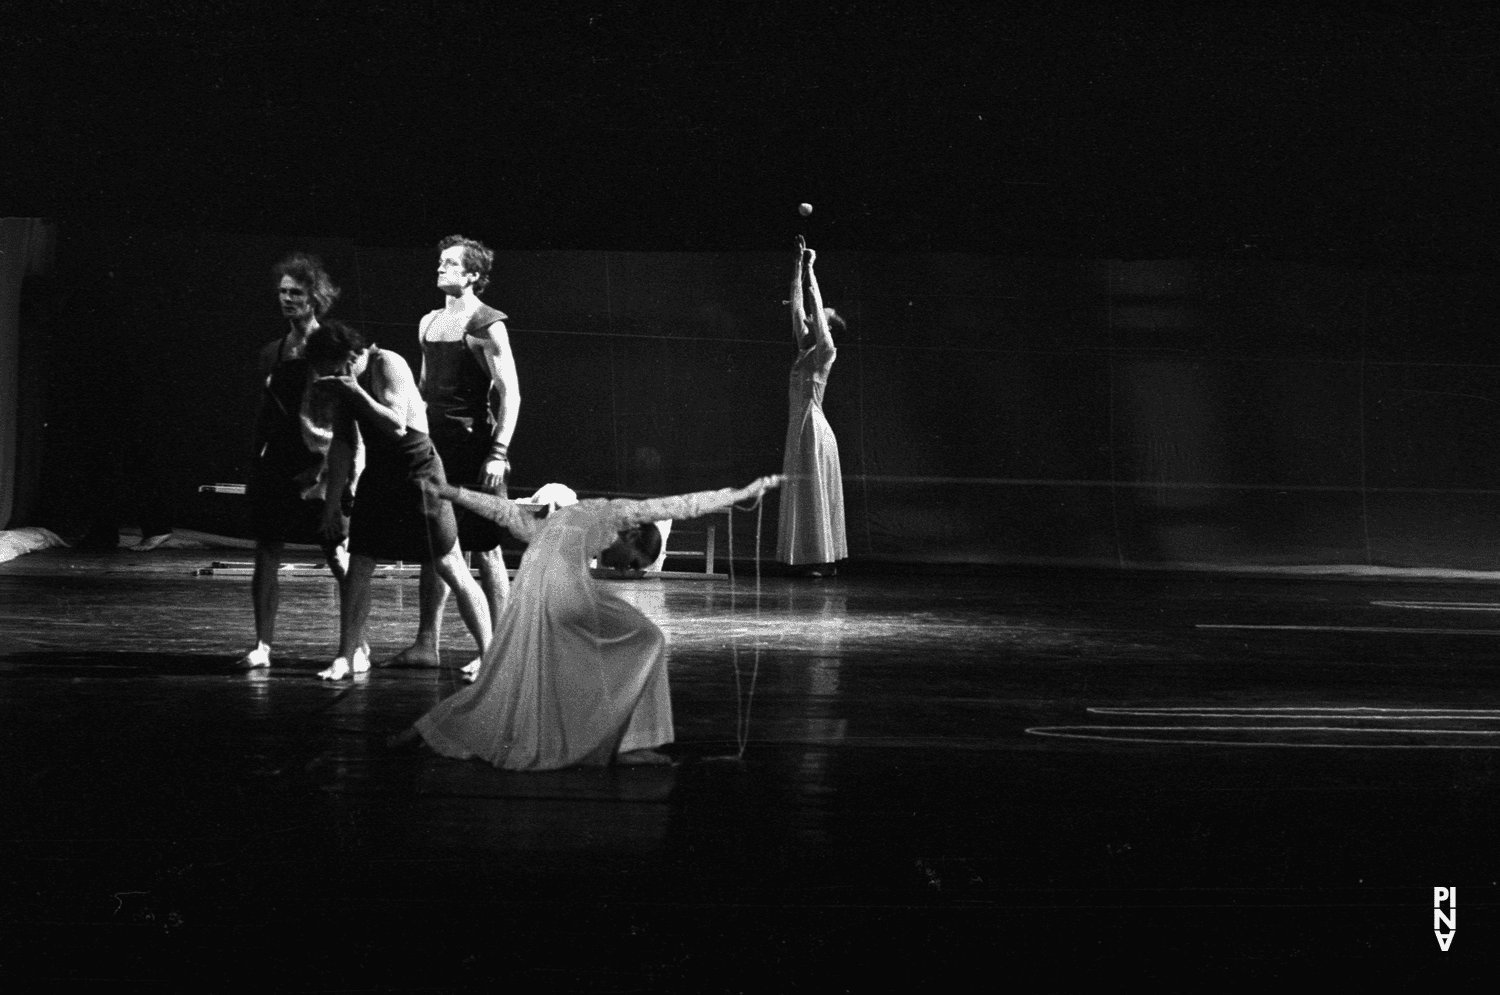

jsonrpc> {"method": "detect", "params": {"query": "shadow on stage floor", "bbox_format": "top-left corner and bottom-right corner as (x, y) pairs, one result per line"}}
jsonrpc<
(1, 548), (1496, 987)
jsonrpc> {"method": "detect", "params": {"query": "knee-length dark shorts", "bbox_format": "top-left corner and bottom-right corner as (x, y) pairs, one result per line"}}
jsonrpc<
(430, 429), (506, 553)
(247, 452), (326, 546)
(348, 431), (458, 563)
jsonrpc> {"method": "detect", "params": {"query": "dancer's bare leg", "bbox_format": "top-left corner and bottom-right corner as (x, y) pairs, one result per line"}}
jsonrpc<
(318, 537), (367, 669)
(383, 562), (446, 667)
(432, 542), (492, 660)
(476, 546), (508, 627)
(460, 548), (508, 679)
(240, 541), (284, 668)
(320, 553), (376, 681)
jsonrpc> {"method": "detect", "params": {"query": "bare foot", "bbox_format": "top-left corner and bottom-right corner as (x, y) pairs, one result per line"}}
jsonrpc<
(317, 657), (352, 681)
(379, 645), (442, 669)
(616, 748), (674, 767)
(352, 643), (371, 675)
(238, 644), (271, 669)
(461, 657), (482, 681)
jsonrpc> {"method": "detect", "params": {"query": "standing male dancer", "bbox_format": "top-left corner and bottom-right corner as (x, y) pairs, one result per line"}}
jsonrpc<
(385, 235), (519, 673)
(239, 253), (363, 670)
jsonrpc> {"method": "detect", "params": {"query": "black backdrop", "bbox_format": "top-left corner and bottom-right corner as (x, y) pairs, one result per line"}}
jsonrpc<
(24, 227), (1500, 569)
(8, 5), (1497, 566)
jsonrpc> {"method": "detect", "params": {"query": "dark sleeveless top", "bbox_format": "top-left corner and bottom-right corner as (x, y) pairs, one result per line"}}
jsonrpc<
(422, 304), (507, 439)
(259, 337), (319, 473)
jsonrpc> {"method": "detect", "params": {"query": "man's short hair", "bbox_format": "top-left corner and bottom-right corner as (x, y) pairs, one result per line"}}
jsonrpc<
(437, 234), (494, 295)
(304, 319), (367, 366)
(273, 252), (342, 316)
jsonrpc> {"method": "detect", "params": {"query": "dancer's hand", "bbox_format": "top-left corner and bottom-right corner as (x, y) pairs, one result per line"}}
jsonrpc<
(315, 372), (362, 399)
(320, 503), (348, 542)
(479, 457), (508, 492)
(795, 235), (806, 254)
(743, 475), (783, 499)
(804, 248), (816, 267)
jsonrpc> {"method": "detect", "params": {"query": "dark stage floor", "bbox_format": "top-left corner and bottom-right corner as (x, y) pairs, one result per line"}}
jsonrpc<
(1, 548), (1496, 988)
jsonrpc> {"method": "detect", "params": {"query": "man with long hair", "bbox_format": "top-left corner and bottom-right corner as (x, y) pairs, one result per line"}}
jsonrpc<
(239, 253), (361, 670)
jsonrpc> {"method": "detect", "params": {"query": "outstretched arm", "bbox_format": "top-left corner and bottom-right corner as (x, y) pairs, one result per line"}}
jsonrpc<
(429, 483), (544, 542)
(608, 476), (783, 531)
(803, 248), (835, 354)
(790, 237), (810, 349)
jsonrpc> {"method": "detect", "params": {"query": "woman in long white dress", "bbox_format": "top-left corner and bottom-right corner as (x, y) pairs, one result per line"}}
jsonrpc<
(408, 475), (782, 770)
(777, 236), (848, 575)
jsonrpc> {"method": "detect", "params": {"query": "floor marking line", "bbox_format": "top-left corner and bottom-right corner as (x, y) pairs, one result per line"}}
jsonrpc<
(1197, 624), (1500, 635)
(1032, 725), (1500, 736)
(1088, 712), (1500, 721)
(1089, 706), (1500, 718)
(1024, 728), (1500, 749)
(1372, 601), (1500, 611)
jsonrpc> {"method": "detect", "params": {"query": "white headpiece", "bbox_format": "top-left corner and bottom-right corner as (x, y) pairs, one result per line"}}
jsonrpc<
(520, 483), (578, 513)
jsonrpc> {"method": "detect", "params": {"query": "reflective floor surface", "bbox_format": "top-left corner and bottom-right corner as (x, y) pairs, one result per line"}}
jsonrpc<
(1, 549), (1496, 988)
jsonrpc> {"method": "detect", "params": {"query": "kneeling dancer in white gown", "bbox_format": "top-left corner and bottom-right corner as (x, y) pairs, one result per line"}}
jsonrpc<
(408, 474), (782, 770)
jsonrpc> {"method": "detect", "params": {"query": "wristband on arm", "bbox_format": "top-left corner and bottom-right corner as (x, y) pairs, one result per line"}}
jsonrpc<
(486, 441), (509, 464)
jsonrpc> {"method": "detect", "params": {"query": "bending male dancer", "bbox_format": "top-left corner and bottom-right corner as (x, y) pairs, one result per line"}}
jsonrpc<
(307, 320), (492, 680)
(240, 253), (363, 670)
(386, 235), (519, 673)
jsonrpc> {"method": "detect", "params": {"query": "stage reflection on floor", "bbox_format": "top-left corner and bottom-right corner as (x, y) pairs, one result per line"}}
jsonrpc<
(1, 549), (1496, 986)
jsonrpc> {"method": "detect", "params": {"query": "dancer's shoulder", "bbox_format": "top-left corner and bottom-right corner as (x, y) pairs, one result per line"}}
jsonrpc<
(466, 304), (509, 336)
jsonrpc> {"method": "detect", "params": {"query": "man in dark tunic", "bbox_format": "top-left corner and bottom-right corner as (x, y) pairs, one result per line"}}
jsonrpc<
(385, 235), (519, 675)
(239, 253), (360, 670)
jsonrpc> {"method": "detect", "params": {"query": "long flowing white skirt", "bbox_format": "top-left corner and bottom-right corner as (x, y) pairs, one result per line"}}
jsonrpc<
(778, 400), (847, 565)
(416, 520), (673, 770)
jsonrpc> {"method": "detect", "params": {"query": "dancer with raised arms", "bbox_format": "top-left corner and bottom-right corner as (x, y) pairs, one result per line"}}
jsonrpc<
(777, 236), (848, 576)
